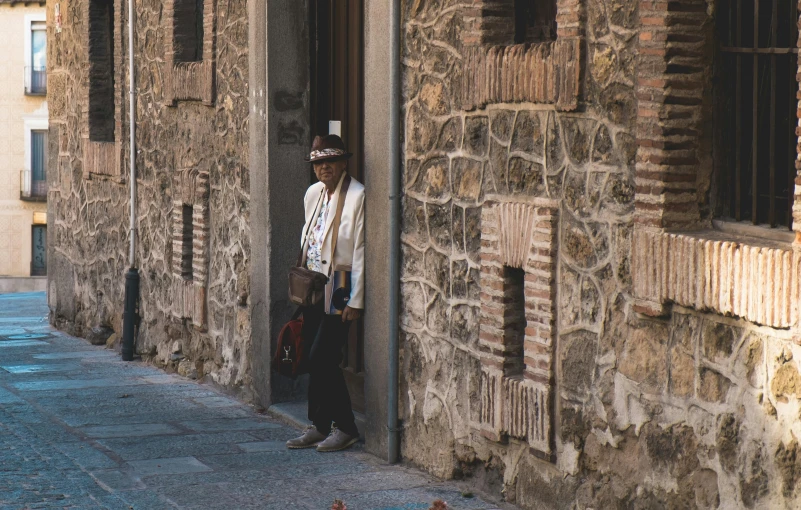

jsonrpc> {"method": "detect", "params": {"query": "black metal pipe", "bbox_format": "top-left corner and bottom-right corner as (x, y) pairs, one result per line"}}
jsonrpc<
(121, 268), (139, 361)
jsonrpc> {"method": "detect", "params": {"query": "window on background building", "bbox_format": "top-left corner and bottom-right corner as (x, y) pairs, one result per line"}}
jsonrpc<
(88, 0), (115, 142)
(27, 21), (46, 94)
(173, 0), (205, 63)
(31, 225), (46, 276)
(514, 0), (557, 44)
(716, 0), (799, 229)
(31, 130), (47, 198)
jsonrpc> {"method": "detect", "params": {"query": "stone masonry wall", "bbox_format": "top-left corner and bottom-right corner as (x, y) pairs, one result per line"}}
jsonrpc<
(400, 1), (801, 508)
(47, 0), (251, 394)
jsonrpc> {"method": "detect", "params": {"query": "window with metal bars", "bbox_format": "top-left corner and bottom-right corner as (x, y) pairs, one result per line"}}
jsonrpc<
(716, 0), (799, 229)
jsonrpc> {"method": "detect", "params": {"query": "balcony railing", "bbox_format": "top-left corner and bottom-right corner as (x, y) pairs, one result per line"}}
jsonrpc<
(20, 170), (47, 202)
(25, 67), (46, 95)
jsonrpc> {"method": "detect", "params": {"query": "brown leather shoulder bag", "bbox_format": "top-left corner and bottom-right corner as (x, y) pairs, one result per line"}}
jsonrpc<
(287, 175), (351, 307)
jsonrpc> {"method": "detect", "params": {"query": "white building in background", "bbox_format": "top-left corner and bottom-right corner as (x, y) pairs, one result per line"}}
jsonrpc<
(0, 0), (48, 292)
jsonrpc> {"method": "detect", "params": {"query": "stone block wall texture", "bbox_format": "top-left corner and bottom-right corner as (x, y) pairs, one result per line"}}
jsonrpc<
(47, 0), (251, 392)
(400, 0), (801, 508)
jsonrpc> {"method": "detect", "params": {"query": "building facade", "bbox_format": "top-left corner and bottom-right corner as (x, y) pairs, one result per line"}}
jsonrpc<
(0, 0), (48, 292)
(48, 0), (801, 508)
(46, 0), (251, 384)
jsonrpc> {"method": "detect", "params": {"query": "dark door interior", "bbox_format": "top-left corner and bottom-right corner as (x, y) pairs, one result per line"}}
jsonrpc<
(310, 0), (365, 414)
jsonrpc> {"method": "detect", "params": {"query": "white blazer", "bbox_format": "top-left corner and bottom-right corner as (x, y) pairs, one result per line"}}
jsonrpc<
(300, 173), (365, 310)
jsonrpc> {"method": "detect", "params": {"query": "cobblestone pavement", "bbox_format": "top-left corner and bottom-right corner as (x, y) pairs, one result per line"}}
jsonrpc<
(0, 293), (504, 510)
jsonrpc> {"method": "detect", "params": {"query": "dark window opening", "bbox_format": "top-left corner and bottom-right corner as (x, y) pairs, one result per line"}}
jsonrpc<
(173, 0), (205, 63)
(514, 0), (557, 44)
(88, 0), (115, 142)
(31, 225), (47, 276)
(716, 0), (798, 229)
(31, 130), (47, 198)
(181, 204), (194, 280)
(503, 266), (526, 377)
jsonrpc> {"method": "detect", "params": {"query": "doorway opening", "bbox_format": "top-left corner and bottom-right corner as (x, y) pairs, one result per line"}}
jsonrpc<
(309, 0), (365, 414)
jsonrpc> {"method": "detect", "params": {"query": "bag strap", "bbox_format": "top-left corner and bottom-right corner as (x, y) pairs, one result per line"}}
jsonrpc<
(290, 306), (303, 320)
(296, 188), (326, 268)
(327, 175), (352, 277)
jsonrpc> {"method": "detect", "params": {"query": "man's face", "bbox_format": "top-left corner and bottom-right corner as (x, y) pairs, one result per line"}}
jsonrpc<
(313, 159), (347, 189)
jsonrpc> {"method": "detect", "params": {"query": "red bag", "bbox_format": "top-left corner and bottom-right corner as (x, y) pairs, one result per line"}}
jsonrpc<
(274, 310), (306, 379)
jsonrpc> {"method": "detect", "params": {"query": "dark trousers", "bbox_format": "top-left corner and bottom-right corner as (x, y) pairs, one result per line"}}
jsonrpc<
(302, 301), (358, 437)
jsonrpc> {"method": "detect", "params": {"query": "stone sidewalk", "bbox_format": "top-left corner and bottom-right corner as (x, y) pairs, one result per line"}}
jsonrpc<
(0, 292), (505, 510)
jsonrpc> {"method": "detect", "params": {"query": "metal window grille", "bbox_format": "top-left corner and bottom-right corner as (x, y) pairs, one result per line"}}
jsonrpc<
(718, 0), (799, 229)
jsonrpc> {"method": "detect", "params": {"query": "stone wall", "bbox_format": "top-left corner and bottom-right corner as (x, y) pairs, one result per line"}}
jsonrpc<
(47, 0), (251, 393)
(399, 0), (801, 508)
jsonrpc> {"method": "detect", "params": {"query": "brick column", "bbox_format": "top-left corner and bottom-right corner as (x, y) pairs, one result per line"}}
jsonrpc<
(634, 0), (708, 230)
(555, 0), (582, 38)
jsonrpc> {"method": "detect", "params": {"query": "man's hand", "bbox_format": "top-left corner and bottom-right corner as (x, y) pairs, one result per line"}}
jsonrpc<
(342, 306), (362, 322)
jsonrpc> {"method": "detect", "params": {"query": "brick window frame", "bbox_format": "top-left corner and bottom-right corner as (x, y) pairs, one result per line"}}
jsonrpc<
(163, 0), (216, 105)
(82, 0), (123, 180)
(171, 168), (209, 329)
(632, 1), (801, 333)
(458, 0), (582, 111)
(476, 196), (558, 459)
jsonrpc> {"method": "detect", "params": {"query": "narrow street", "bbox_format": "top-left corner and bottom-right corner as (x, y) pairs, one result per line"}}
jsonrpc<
(0, 292), (499, 510)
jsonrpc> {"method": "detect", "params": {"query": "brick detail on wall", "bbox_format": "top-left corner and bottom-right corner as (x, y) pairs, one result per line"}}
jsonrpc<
(82, 0), (123, 179)
(633, 2), (801, 329)
(164, 0), (216, 105)
(633, 229), (801, 329)
(633, 0), (708, 230)
(477, 197), (557, 458)
(171, 168), (210, 328)
(82, 140), (118, 179)
(458, 0), (582, 111)
(459, 39), (581, 111)
(502, 375), (549, 448)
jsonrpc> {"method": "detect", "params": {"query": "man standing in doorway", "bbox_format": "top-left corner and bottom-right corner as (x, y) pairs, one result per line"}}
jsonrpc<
(286, 134), (365, 452)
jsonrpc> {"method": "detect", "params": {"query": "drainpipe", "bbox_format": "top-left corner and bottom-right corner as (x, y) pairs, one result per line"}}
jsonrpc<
(387, 0), (401, 464)
(121, 0), (138, 361)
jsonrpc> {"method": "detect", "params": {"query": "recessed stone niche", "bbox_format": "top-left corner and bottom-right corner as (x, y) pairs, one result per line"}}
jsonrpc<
(458, 0), (582, 111)
(171, 168), (209, 329)
(163, 0), (216, 105)
(476, 195), (558, 459)
(83, 0), (123, 179)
